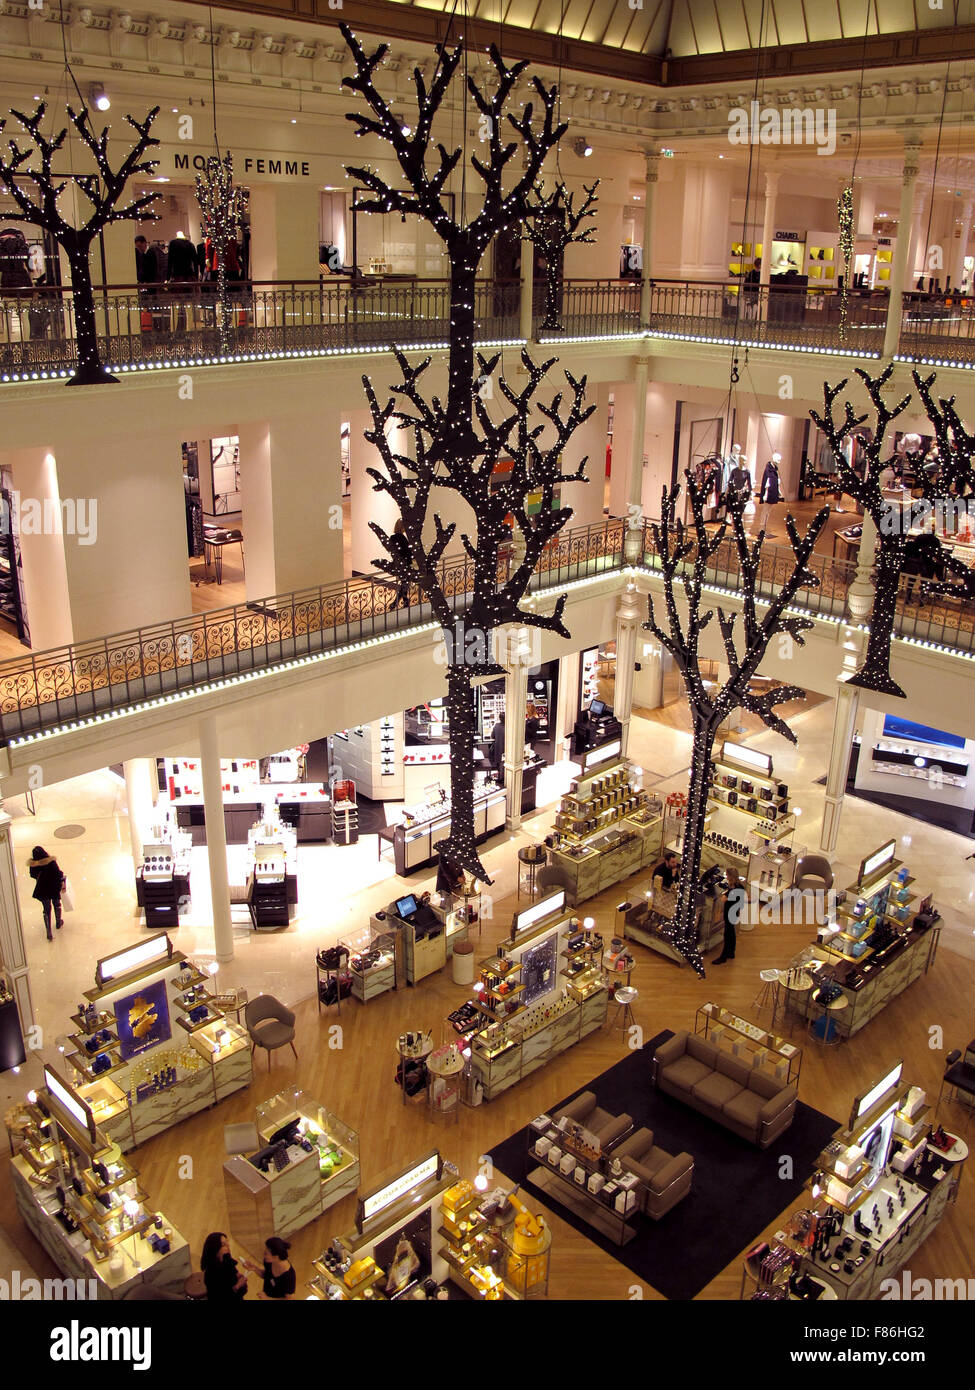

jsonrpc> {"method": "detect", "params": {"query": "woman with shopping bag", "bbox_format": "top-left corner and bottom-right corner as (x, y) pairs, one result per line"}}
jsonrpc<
(28, 846), (65, 941)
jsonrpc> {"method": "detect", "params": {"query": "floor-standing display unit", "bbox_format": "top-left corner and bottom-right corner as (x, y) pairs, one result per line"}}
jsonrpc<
(380, 784), (506, 875)
(703, 741), (798, 899)
(9, 1063), (191, 1299)
(223, 1090), (360, 1253)
(55, 934), (252, 1151)
(462, 892), (609, 1100)
(546, 743), (663, 905)
(784, 842), (939, 1040)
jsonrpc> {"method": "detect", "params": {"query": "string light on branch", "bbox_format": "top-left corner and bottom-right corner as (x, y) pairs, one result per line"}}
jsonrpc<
(195, 152), (246, 355)
(837, 184), (855, 342)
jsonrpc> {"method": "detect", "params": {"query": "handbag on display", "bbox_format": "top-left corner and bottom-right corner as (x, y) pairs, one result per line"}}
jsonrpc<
(317, 945), (349, 972)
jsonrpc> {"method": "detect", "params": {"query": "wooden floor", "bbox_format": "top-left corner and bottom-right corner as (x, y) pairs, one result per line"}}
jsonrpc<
(2, 864), (971, 1302)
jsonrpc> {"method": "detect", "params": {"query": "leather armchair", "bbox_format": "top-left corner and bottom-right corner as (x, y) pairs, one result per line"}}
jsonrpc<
(614, 1128), (694, 1220)
(553, 1090), (633, 1151)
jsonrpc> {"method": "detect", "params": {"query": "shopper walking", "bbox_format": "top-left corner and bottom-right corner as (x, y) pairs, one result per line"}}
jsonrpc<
(713, 866), (746, 964)
(242, 1236), (296, 1300)
(28, 845), (64, 940)
(201, 1232), (248, 1300)
(389, 519), (412, 608)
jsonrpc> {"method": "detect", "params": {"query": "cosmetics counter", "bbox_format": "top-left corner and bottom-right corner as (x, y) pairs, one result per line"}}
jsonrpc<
(379, 784), (506, 875)
(381, 891), (471, 984)
(164, 754), (331, 845)
(544, 744), (664, 906)
(784, 841), (939, 1040)
(44, 934), (253, 1152)
(134, 819), (192, 930)
(223, 1090), (360, 1254)
(700, 742), (798, 901)
(447, 893), (609, 1101)
(748, 1063), (965, 1302)
(9, 1063), (191, 1300)
(307, 1150), (550, 1301)
(245, 814), (298, 928)
(853, 711), (975, 822)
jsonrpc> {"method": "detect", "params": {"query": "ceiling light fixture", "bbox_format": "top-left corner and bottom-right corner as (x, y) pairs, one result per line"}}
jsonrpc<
(573, 137), (593, 157)
(89, 83), (111, 112)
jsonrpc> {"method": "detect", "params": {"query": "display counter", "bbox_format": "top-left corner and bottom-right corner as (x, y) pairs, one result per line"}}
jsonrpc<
(223, 1090), (360, 1254)
(9, 1065), (191, 1300)
(545, 753), (662, 905)
(384, 898), (468, 984)
(379, 786), (506, 875)
(457, 893), (610, 1101)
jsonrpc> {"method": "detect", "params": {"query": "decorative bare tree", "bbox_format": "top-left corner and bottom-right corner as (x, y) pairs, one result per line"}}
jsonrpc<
(0, 102), (160, 384)
(341, 22), (565, 464)
(195, 152), (246, 355)
(363, 346), (593, 881)
(524, 180), (599, 332)
(643, 478), (828, 975)
(341, 25), (596, 881)
(810, 365), (914, 696)
(910, 370), (975, 603)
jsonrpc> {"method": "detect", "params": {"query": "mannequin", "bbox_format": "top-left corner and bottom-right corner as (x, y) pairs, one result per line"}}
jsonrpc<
(758, 451), (782, 534)
(728, 452), (752, 507)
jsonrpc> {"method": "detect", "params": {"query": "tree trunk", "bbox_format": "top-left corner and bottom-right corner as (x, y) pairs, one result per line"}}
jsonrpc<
(216, 256), (231, 354)
(66, 242), (117, 386)
(847, 537), (906, 698)
(669, 714), (717, 976)
(435, 663), (493, 884)
(540, 263), (562, 332)
(436, 256), (479, 465)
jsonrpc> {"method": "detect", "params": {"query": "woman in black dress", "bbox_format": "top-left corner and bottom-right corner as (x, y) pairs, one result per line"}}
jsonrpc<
(256, 1236), (296, 1300)
(201, 1232), (248, 1300)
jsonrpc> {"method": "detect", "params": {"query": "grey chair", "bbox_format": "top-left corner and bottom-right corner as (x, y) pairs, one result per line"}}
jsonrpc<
(245, 994), (297, 1071)
(794, 854), (833, 893)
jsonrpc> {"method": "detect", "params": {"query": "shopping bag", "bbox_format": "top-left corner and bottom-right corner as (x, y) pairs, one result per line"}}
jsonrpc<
(60, 875), (74, 912)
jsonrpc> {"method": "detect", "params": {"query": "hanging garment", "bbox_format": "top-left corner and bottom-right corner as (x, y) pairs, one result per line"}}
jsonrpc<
(760, 461), (782, 503)
(816, 440), (837, 475)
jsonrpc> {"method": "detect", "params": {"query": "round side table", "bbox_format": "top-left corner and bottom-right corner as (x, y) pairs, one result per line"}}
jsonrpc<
(517, 846), (547, 900)
(808, 989), (848, 1046)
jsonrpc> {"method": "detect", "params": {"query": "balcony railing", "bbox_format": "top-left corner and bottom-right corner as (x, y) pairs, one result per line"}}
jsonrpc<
(1, 506), (973, 742)
(9, 275), (964, 381)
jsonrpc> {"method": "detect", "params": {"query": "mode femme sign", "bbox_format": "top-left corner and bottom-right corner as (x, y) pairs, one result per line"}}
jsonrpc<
(173, 152), (311, 177)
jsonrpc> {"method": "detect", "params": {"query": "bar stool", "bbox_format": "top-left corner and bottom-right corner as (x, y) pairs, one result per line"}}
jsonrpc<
(752, 969), (780, 1022)
(611, 985), (639, 1034)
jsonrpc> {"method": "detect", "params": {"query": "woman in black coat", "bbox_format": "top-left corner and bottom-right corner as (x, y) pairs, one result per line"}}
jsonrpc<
(28, 846), (63, 941)
(200, 1232), (248, 1300)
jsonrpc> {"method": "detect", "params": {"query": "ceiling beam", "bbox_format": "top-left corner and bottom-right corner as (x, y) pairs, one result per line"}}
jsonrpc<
(182, 1), (975, 88)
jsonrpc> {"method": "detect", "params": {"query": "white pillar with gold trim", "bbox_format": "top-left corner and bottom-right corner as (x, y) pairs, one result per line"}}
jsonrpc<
(821, 681), (860, 853)
(0, 809), (35, 1046)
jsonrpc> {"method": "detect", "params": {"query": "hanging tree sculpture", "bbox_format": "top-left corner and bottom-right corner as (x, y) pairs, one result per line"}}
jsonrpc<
(810, 365), (915, 696)
(0, 102), (160, 385)
(643, 478), (828, 975)
(196, 152), (246, 355)
(523, 180), (599, 333)
(341, 25), (595, 882)
(910, 370), (975, 603)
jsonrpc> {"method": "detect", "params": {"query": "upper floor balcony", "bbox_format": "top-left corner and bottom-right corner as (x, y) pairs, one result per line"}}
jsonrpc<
(2, 278), (974, 384)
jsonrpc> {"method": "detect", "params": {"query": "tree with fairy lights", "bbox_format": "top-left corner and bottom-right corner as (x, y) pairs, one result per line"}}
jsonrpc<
(524, 180), (599, 332)
(910, 370), (975, 603)
(0, 102), (160, 385)
(340, 23), (592, 881)
(196, 152), (246, 354)
(643, 478), (828, 975)
(810, 366), (916, 696)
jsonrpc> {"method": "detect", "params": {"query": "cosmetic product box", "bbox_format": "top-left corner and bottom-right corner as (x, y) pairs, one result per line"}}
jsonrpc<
(559, 1153), (575, 1175)
(573, 1167), (586, 1186)
(547, 1145), (562, 1166)
(614, 1190), (637, 1214)
(587, 1174), (606, 1194)
(535, 1137), (552, 1158)
(530, 1113), (552, 1134)
(618, 1172), (640, 1191)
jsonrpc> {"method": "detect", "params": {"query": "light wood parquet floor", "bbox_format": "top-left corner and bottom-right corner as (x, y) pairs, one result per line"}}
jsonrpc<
(2, 863), (972, 1302)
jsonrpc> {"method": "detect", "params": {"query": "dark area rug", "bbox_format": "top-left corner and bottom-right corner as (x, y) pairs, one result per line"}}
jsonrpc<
(488, 1031), (840, 1300)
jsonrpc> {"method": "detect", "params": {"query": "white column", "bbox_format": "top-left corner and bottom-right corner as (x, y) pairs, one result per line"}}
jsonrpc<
(633, 636), (664, 711)
(952, 198), (974, 292)
(123, 758), (156, 868)
(613, 583), (642, 756)
(519, 228), (534, 342)
(0, 809), (35, 1043)
(759, 170), (780, 289)
(821, 682), (860, 853)
(503, 650), (530, 830)
(624, 357), (649, 561)
(883, 140), (922, 360)
(640, 153), (659, 324)
(846, 512), (878, 623)
(199, 714), (234, 963)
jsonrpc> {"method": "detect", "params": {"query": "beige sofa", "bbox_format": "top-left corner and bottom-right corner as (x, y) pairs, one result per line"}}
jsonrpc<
(613, 1129), (694, 1219)
(652, 1031), (797, 1149)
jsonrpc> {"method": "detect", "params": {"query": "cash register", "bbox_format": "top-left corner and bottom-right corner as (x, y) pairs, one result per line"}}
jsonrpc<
(573, 699), (623, 754)
(393, 893), (442, 937)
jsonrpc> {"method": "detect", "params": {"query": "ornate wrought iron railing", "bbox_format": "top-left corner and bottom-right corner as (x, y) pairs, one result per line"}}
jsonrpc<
(0, 517), (626, 740)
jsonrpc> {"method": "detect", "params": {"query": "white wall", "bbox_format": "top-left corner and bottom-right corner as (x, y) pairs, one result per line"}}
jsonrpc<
(854, 708), (975, 814)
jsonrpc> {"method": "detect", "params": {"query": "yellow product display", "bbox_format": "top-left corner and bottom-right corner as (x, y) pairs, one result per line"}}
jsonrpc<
(344, 1256), (379, 1289)
(443, 1179), (476, 1211)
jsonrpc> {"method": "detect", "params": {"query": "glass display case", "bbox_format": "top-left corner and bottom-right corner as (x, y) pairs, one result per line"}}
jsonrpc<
(341, 924), (397, 1002)
(255, 1089), (360, 1186)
